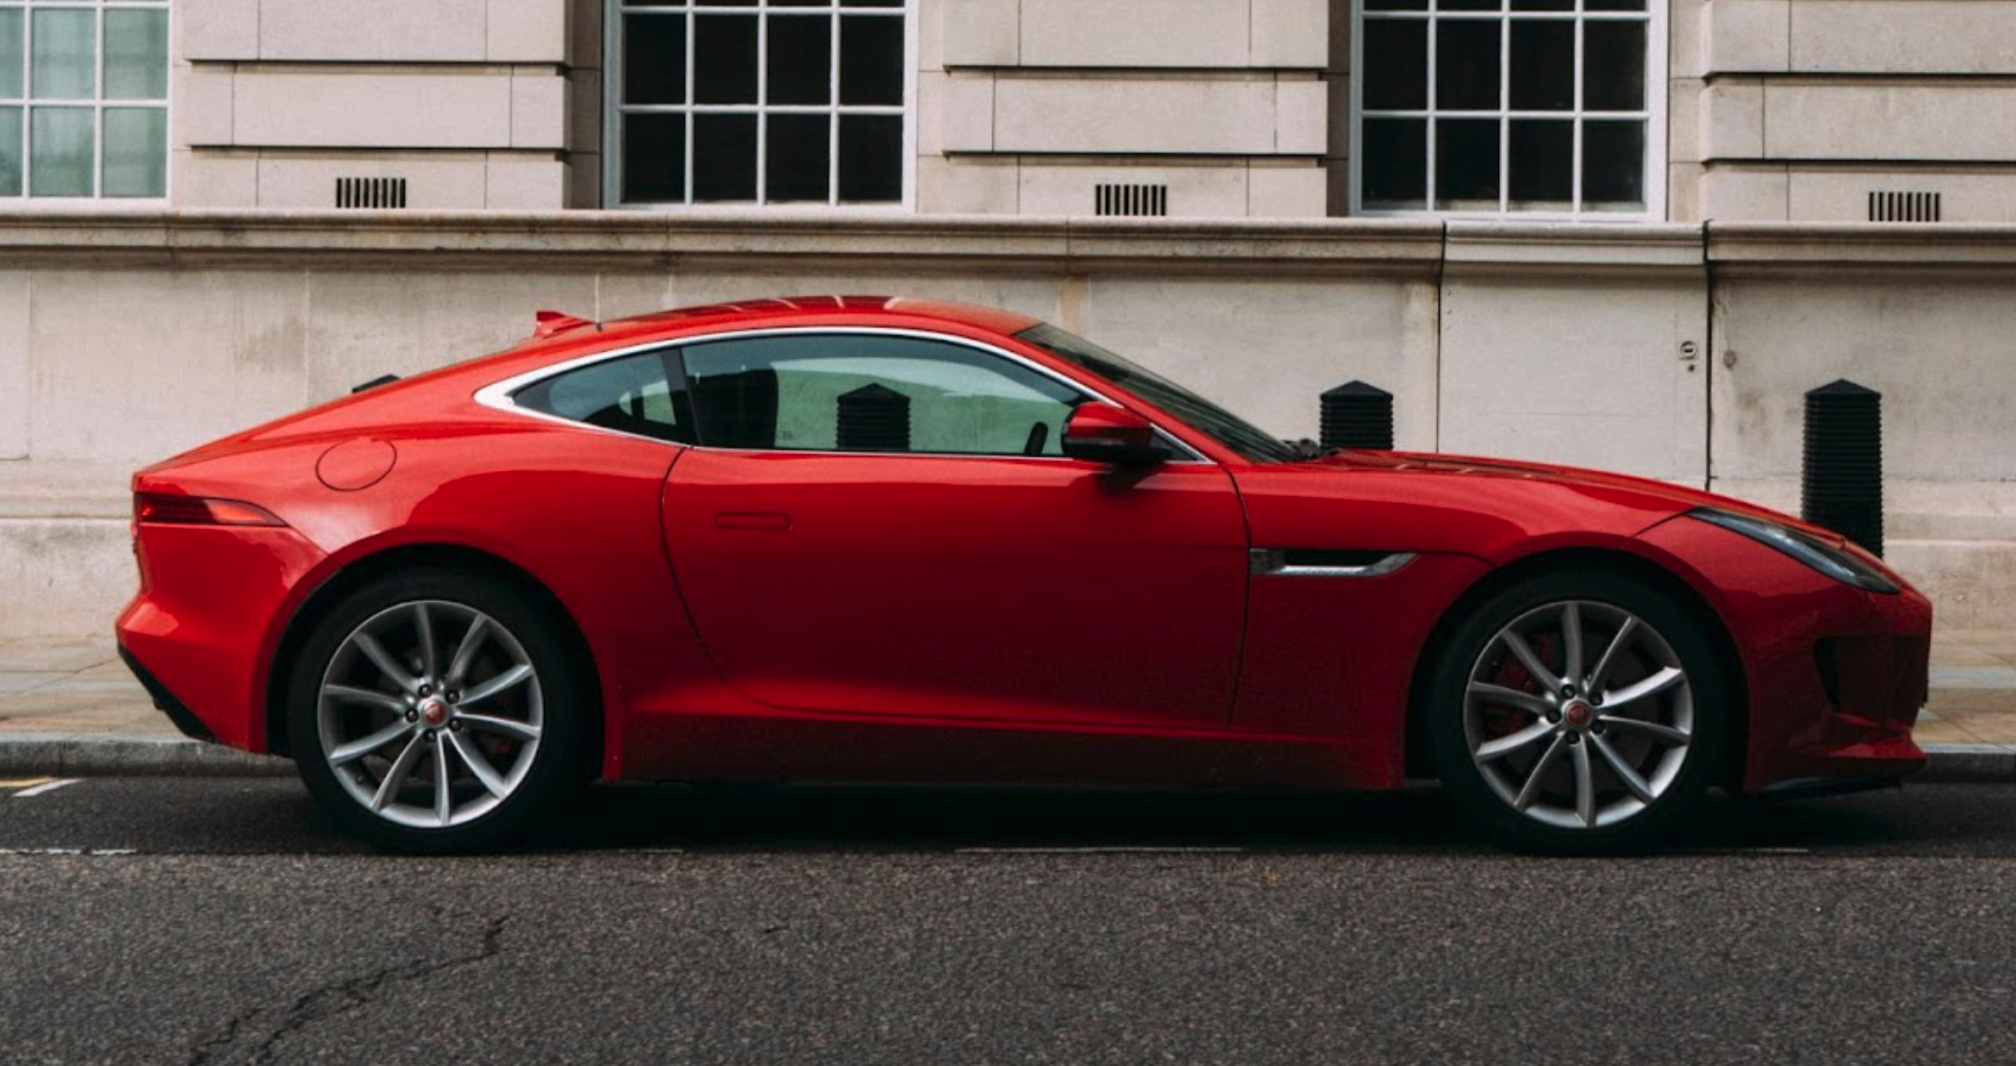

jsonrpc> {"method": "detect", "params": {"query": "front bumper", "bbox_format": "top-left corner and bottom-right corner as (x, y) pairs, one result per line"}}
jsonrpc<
(1632, 517), (1931, 793)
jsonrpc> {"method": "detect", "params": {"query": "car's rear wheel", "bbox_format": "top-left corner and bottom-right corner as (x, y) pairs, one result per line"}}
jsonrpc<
(287, 570), (588, 851)
(1427, 570), (1726, 855)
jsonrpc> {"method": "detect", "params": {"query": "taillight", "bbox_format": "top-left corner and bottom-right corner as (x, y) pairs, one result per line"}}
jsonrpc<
(134, 493), (285, 527)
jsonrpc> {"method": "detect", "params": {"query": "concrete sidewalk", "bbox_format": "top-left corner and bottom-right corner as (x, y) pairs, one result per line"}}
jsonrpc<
(2, 634), (2013, 781)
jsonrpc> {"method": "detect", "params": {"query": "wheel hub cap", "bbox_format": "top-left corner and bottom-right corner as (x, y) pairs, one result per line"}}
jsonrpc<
(418, 696), (449, 726)
(1563, 699), (1595, 731)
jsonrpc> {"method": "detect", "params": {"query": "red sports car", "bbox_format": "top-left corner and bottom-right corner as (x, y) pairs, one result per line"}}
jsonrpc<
(116, 297), (1930, 853)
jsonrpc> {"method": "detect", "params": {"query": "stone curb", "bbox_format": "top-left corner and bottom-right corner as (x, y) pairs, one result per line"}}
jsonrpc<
(0, 734), (2012, 784)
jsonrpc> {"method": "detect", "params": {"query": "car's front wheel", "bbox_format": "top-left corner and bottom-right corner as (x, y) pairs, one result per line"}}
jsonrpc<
(1427, 570), (1727, 855)
(287, 569), (589, 851)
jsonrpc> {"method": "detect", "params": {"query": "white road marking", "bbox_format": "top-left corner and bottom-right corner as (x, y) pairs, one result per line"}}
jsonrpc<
(0, 778), (54, 790)
(954, 846), (1246, 855)
(0, 848), (137, 857)
(13, 778), (79, 798)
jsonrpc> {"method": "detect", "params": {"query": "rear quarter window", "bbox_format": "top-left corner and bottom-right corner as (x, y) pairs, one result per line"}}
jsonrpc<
(513, 350), (687, 444)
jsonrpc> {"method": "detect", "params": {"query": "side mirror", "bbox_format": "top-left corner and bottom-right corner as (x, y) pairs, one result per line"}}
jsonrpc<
(1061, 404), (1165, 466)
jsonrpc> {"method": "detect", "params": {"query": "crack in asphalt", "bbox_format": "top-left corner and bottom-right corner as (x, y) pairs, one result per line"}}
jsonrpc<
(185, 915), (509, 1066)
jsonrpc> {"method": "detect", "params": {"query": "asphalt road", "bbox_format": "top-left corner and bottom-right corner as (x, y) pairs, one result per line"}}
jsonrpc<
(2, 777), (2013, 1065)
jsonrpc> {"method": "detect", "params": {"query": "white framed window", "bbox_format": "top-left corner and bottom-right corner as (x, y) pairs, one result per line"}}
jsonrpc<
(0, 0), (169, 201)
(606, 0), (913, 208)
(1349, 0), (1665, 219)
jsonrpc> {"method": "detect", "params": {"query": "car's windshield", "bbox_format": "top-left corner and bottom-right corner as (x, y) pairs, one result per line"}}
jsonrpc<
(1015, 322), (1297, 463)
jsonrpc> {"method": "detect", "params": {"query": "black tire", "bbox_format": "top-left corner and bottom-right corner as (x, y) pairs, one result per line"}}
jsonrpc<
(287, 568), (591, 852)
(1426, 569), (1728, 855)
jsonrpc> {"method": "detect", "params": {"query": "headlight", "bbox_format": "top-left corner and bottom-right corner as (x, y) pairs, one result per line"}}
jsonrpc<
(1689, 509), (1899, 594)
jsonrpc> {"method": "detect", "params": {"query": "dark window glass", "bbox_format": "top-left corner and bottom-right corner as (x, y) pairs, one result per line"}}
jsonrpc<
(842, 0), (905, 7)
(1583, 120), (1645, 206)
(1361, 20), (1427, 111)
(767, 114), (830, 202)
(1508, 120), (1572, 206)
(1435, 119), (1499, 208)
(1509, 21), (1574, 111)
(840, 16), (904, 106)
(1439, 0), (1500, 9)
(1436, 20), (1500, 110)
(767, 14), (830, 105)
(838, 114), (901, 202)
(1511, 0), (1574, 9)
(515, 351), (687, 444)
(1584, 0), (1646, 9)
(693, 15), (758, 104)
(1363, 0), (1428, 9)
(1584, 22), (1646, 111)
(681, 334), (1082, 456)
(1361, 119), (1426, 207)
(693, 113), (757, 200)
(623, 113), (686, 202)
(624, 14), (685, 105)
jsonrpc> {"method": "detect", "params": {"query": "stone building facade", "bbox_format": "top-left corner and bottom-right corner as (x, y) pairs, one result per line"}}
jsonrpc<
(3, 0), (2016, 636)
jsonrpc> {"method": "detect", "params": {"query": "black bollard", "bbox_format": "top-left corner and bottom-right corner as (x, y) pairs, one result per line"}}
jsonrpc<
(1801, 379), (1884, 558)
(836, 383), (911, 452)
(1319, 381), (1395, 451)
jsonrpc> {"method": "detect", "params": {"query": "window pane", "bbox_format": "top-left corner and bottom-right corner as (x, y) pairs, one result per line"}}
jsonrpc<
(1435, 118), (1499, 209)
(102, 107), (164, 196)
(1508, 20), (1573, 111)
(767, 14), (830, 106)
(624, 14), (686, 105)
(31, 9), (93, 100)
(692, 112), (756, 200)
(1361, 19), (1426, 111)
(516, 352), (685, 444)
(623, 112), (686, 202)
(839, 15), (903, 105)
(0, 107), (19, 196)
(1363, 0), (1428, 9)
(1585, 0), (1646, 9)
(1361, 118), (1426, 208)
(1440, 0), (1500, 9)
(1435, 20), (1499, 111)
(1511, 0), (1573, 9)
(837, 113), (900, 201)
(841, 0), (904, 8)
(104, 9), (167, 100)
(1507, 119), (1571, 207)
(1583, 120), (1645, 208)
(0, 10), (22, 99)
(1584, 22), (1646, 111)
(766, 113), (828, 202)
(693, 15), (757, 104)
(29, 106), (91, 196)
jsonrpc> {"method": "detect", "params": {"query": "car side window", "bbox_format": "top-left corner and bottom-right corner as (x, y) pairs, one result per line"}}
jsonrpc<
(513, 350), (688, 444)
(678, 334), (1085, 456)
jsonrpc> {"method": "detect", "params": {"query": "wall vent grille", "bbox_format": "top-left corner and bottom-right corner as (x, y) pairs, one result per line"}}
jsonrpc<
(336, 177), (409, 209)
(1868, 191), (1940, 223)
(1095, 184), (1169, 217)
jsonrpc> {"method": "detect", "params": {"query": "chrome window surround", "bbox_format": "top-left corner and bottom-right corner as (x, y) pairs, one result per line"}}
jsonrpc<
(472, 325), (1210, 464)
(1249, 549), (1418, 578)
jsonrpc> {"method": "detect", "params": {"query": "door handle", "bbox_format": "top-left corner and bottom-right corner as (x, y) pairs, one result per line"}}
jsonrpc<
(715, 512), (792, 531)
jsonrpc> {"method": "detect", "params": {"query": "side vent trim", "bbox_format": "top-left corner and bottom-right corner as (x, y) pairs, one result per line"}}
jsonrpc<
(336, 177), (410, 210)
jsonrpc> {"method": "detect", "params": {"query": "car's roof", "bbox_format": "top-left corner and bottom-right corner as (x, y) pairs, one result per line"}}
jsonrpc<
(603, 295), (1043, 339)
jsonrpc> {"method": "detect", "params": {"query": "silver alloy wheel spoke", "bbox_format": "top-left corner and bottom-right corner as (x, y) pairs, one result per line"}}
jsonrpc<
(1464, 599), (1694, 832)
(446, 615), (490, 688)
(414, 603), (439, 682)
(456, 713), (541, 742)
(1468, 682), (1555, 718)
(318, 599), (544, 831)
(322, 684), (408, 714)
(449, 730), (511, 798)
(1586, 617), (1638, 697)
(1601, 666), (1686, 712)
(1501, 631), (1564, 694)
(1476, 719), (1555, 762)
(461, 664), (534, 707)
(330, 719), (415, 766)
(1591, 734), (1658, 804)
(1561, 603), (1585, 693)
(1515, 733), (1571, 811)
(354, 632), (420, 695)
(1599, 715), (1690, 746)
(372, 733), (429, 811)
(1571, 738), (1596, 827)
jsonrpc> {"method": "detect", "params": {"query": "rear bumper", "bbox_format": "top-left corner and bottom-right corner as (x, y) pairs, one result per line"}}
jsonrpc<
(117, 644), (219, 744)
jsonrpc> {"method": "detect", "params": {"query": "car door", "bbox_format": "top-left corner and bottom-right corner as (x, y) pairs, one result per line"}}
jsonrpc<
(660, 329), (1249, 731)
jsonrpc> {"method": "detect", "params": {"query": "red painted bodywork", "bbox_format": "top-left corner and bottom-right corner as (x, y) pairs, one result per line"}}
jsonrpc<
(115, 296), (1930, 794)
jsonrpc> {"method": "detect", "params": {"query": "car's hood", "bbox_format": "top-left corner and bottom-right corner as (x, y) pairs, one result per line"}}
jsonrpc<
(1232, 449), (1829, 565)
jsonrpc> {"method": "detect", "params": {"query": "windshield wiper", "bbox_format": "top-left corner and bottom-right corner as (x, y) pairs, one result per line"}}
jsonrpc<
(1284, 437), (1324, 460)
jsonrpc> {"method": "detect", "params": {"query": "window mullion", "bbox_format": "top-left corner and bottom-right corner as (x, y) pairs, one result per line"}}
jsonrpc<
(1424, 7), (1437, 211)
(828, 8), (840, 206)
(755, 3), (767, 205)
(1572, 2), (1584, 215)
(684, 6), (695, 205)
(1497, 9), (1508, 213)
(92, 0), (102, 197)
